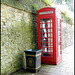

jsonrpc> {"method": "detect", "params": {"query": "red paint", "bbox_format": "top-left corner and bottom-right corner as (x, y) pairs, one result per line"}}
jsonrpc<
(37, 7), (62, 65)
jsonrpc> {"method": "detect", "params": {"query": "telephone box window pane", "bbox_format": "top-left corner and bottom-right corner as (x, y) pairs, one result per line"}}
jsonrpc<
(51, 33), (53, 37)
(40, 24), (42, 28)
(43, 43), (47, 46)
(43, 29), (46, 33)
(51, 23), (52, 27)
(51, 18), (52, 22)
(48, 38), (50, 42)
(48, 23), (50, 27)
(58, 37), (60, 42)
(43, 24), (45, 28)
(51, 38), (53, 42)
(58, 28), (60, 32)
(47, 20), (50, 22)
(48, 48), (50, 50)
(43, 28), (47, 37)
(43, 38), (47, 42)
(50, 38), (53, 41)
(43, 33), (47, 37)
(58, 33), (60, 36)
(58, 24), (60, 27)
(48, 46), (50, 47)
(48, 43), (50, 47)
(43, 48), (47, 52)
(51, 29), (52, 32)
(48, 34), (50, 37)
(48, 49), (50, 52)
(48, 29), (50, 32)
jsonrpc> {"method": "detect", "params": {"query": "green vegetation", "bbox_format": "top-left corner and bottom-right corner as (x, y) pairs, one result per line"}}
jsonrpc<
(42, 0), (55, 6)
(62, 11), (73, 25)
(32, 3), (45, 11)
(33, 4), (39, 11)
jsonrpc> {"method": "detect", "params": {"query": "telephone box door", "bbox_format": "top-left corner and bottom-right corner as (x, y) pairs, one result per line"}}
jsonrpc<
(40, 17), (54, 56)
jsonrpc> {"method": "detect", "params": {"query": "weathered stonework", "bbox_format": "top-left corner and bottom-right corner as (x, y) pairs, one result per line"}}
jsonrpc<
(1, 0), (47, 13)
(1, 4), (37, 75)
(62, 22), (74, 49)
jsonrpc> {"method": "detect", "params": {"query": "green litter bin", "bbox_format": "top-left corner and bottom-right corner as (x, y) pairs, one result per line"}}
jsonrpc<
(24, 49), (42, 72)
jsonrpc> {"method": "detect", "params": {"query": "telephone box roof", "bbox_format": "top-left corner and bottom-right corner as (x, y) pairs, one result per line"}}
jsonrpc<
(37, 7), (61, 13)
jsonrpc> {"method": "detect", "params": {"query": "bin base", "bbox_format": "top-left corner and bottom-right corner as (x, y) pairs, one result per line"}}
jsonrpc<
(26, 67), (41, 72)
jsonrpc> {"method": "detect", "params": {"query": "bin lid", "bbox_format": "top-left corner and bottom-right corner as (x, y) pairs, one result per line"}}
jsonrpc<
(24, 49), (42, 53)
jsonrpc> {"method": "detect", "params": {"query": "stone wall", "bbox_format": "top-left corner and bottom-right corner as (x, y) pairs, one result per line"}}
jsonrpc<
(1, 4), (37, 75)
(1, 0), (47, 13)
(62, 22), (74, 49)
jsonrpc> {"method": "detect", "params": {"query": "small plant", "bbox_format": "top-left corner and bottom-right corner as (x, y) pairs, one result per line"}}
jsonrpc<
(33, 4), (39, 11)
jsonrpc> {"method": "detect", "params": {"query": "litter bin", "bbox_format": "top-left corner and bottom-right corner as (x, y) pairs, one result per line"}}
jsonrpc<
(24, 49), (41, 72)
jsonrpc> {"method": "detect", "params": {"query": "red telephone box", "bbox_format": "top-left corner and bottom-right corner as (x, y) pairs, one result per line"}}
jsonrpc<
(37, 7), (62, 65)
